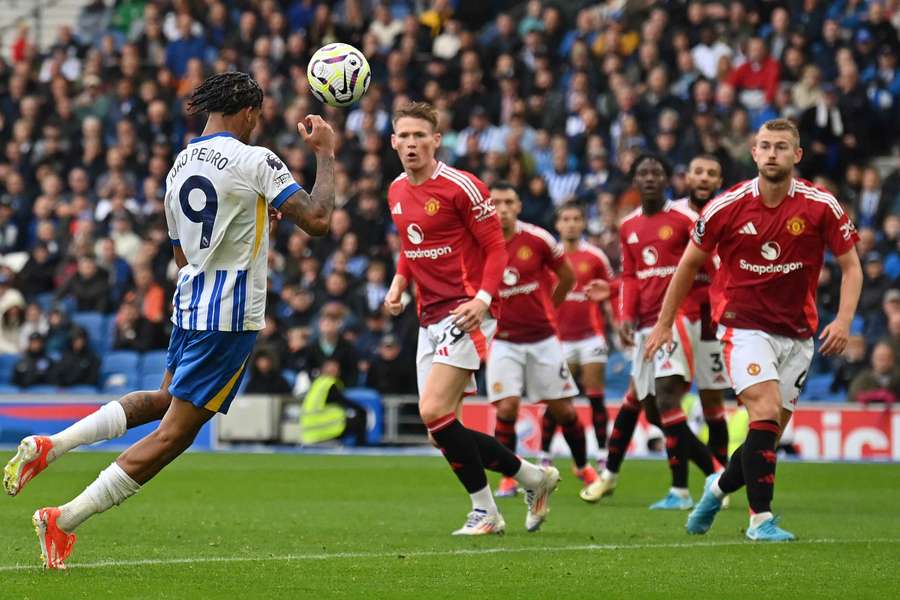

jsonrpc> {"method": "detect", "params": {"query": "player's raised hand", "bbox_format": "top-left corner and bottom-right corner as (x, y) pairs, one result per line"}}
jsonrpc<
(618, 320), (636, 348)
(298, 115), (336, 155)
(585, 279), (611, 302)
(451, 298), (489, 332)
(643, 322), (672, 361)
(819, 318), (850, 356)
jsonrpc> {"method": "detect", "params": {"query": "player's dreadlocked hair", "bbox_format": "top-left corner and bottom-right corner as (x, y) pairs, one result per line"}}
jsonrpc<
(186, 72), (263, 116)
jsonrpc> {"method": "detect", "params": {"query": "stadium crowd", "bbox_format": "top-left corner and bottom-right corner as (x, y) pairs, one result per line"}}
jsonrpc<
(0, 0), (898, 405)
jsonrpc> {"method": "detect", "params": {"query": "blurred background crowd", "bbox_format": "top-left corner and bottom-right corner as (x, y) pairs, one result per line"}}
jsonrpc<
(0, 0), (898, 405)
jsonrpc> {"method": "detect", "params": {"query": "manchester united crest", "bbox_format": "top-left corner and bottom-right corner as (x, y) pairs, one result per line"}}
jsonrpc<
(516, 245), (533, 261)
(492, 382), (503, 394)
(658, 225), (674, 240)
(786, 216), (806, 236)
(424, 198), (440, 216)
(578, 261), (591, 273)
(747, 363), (761, 376)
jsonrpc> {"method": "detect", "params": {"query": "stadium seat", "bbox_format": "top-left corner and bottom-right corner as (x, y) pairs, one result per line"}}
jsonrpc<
(803, 374), (835, 401)
(344, 388), (384, 445)
(100, 351), (140, 391)
(139, 373), (163, 390)
(601, 352), (631, 399)
(0, 354), (18, 384)
(101, 314), (118, 353)
(34, 292), (55, 313)
(24, 385), (59, 394)
(72, 312), (107, 352)
(0, 383), (20, 393)
(65, 385), (100, 395)
(141, 351), (169, 376)
(282, 369), (298, 389)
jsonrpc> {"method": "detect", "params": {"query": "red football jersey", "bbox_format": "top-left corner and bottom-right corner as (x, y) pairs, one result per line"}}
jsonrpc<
(671, 198), (718, 326)
(556, 241), (615, 341)
(619, 201), (696, 329)
(389, 162), (507, 326)
(693, 177), (859, 338)
(496, 221), (567, 343)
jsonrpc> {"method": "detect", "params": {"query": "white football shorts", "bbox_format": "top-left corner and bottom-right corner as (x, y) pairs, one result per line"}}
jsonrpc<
(486, 336), (578, 402)
(718, 325), (813, 412)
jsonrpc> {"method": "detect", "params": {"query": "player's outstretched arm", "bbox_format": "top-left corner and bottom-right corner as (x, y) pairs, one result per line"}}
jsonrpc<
(819, 248), (862, 356)
(278, 116), (336, 236)
(643, 243), (709, 360)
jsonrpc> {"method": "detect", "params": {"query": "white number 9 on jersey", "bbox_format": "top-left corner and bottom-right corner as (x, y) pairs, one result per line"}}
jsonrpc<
(179, 175), (219, 249)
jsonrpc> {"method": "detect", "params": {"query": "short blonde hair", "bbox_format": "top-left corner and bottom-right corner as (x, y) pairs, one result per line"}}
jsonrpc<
(758, 118), (800, 146)
(392, 101), (438, 131)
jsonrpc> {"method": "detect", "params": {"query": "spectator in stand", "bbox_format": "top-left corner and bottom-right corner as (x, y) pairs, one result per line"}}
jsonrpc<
(352, 261), (389, 316)
(50, 326), (100, 388)
(0, 196), (19, 253)
(12, 333), (54, 388)
(165, 14), (208, 79)
(244, 347), (292, 396)
(831, 334), (869, 394)
(728, 37), (781, 111)
(860, 252), (894, 321)
(18, 303), (48, 351)
(95, 237), (133, 305)
(0, 275), (26, 354)
(366, 334), (416, 394)
(849, 341), (900, 404)
(44, 308), (73, 357)
(111, 301), (162, 352)
(127, 265), (166, 334)
(309, 302), (358, 385)
(284, 326), (313, 377)
(856, 167), (891, 230)
(56, 254), (111, 314)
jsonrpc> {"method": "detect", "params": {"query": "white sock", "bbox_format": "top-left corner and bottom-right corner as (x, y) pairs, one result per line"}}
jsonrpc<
(49, 401), (127, 460)
(749, 511), (774, 528)
(670, 487), (690, 498)
(57, 462), (140, 532)
(710, 474), (726, 500)
(513, 459), (544, 489)
(469, 485), (496, 512)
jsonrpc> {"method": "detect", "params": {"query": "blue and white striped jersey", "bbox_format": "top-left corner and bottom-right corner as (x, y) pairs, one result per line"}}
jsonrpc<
(164, 132), (301, 332)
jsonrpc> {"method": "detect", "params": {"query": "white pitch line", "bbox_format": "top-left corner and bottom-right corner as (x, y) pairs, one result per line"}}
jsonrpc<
(1, 537), (898, 573)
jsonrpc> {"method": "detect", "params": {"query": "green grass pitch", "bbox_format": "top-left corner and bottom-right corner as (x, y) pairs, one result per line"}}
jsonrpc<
(1, 453), (898, 598)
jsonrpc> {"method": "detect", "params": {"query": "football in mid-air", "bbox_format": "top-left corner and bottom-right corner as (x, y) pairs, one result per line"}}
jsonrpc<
(307, 43), (371, 107)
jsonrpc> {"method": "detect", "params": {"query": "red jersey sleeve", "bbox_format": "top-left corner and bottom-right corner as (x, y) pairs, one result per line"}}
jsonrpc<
(396, 251), (411, 280)
(619, 225), (639, 324)
(457, 174), (507, 298)
(692, 200), (726, 254)
(822, 202), (860, 257)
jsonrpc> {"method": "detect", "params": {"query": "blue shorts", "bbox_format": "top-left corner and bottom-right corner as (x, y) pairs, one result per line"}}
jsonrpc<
(166, 326), (258, 414)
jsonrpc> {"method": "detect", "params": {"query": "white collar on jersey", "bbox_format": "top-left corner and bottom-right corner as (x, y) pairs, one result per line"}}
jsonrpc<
(751, 177), (797, 198)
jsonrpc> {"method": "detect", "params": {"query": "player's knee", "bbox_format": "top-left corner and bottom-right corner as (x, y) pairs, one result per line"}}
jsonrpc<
(418, 399), (450, 425)
(546, 399), (576, 423)
(654, 377), (684, 411)
(154, 423), (197, 451)
(494, 397), (519, 420)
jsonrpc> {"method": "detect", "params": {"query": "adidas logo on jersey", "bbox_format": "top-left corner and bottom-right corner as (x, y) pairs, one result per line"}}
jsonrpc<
(391, 203), (402, 215)
(739, 222), (758, 235)
(627, 232), (639, 244)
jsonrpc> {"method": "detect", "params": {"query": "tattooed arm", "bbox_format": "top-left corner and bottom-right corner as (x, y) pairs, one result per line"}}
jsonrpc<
(274, 115), (336, 237)
(277, 152), (335, 237)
